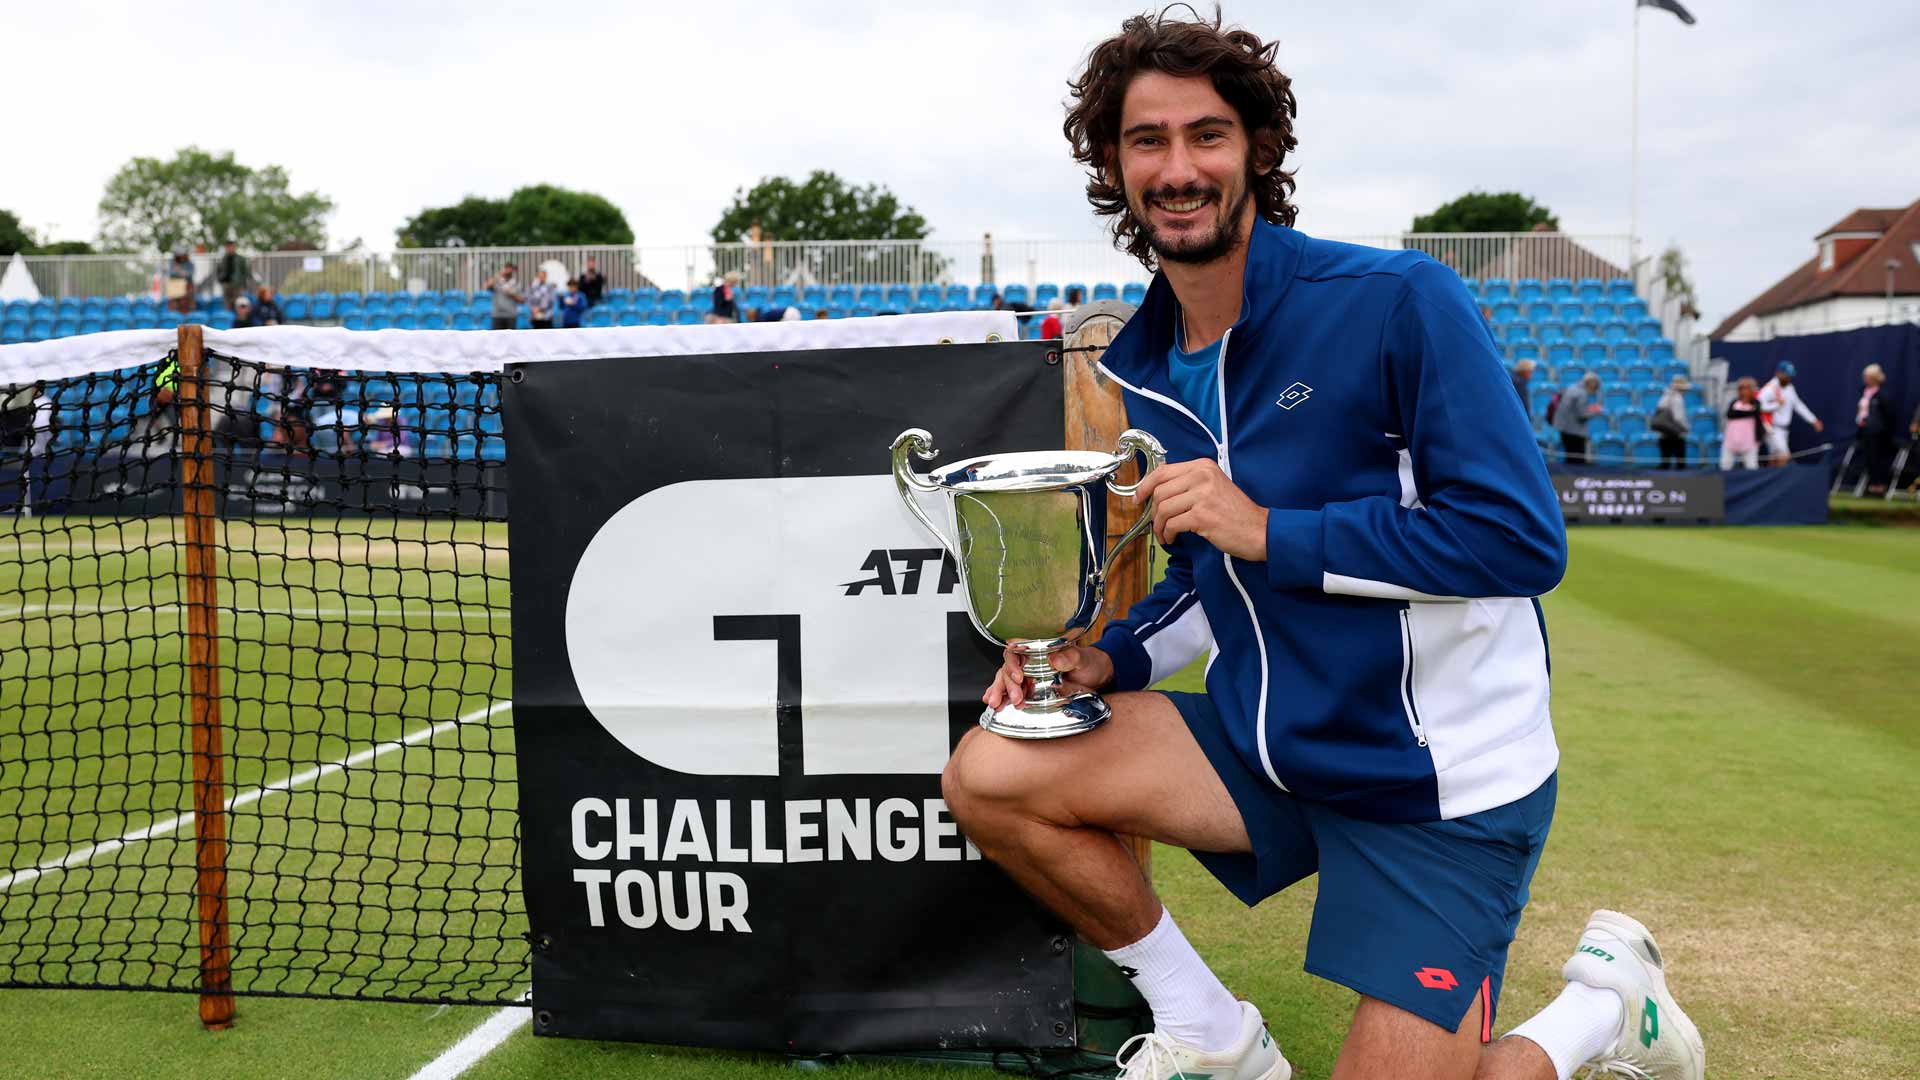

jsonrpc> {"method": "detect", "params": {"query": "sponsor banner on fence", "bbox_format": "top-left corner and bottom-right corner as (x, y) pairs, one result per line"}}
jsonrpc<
(0, 451), (505, 517)
(1552, 470), (1725, 524)
(503, 341), (1074, 1052)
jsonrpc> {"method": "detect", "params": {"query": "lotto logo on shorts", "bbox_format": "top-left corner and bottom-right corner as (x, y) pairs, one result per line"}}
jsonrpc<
(1413, 966), (1459, 991)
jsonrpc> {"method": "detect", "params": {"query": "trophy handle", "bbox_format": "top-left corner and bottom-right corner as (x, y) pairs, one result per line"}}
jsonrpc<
(1102, 428), (1166, 581)
(890, 428), (961, 563)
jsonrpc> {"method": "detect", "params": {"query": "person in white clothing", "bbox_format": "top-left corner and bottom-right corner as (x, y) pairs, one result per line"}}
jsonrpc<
(1756, 362), (1822, 467)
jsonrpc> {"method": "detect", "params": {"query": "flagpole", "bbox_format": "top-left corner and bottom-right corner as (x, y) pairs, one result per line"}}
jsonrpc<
(1631, 1), (1641, 277)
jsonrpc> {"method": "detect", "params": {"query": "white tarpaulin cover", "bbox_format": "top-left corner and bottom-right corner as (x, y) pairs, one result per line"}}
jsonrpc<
(0, 253), (41, 303)
(0, 311), (1021, 384)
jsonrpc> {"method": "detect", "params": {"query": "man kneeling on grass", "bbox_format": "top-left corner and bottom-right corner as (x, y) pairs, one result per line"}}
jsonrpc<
(942, 10), (1705, 1080)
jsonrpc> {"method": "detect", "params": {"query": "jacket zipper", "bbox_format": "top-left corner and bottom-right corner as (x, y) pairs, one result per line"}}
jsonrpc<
(1209, 329), (1287, 790)
(1397, 608), (1428, 747)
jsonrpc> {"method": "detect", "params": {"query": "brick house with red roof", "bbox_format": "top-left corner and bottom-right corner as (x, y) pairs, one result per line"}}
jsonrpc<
(1712, 197), (1920, 340)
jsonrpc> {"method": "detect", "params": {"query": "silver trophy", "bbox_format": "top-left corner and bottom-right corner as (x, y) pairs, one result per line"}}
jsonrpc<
(890, 427), (1166, 739)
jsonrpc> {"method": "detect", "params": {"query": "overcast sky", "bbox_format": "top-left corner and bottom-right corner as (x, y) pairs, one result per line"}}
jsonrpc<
(10, 1), (1918, 326)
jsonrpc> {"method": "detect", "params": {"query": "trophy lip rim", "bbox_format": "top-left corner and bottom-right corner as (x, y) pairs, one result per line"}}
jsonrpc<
(930, 449), (1120, 492)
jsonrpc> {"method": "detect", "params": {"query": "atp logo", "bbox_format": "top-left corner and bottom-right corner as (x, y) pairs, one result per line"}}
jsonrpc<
(1275, 382), (1313, 410)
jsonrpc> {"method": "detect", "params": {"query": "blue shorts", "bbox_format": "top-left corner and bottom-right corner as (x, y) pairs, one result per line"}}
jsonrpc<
(1164, 691), (1556, 1035)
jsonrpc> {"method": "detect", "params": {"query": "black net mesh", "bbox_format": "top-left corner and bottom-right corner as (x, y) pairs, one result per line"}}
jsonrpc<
(0, 349), (524, 1003)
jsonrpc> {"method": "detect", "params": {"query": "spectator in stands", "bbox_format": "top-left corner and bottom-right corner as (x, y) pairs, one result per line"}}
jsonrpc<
(1510, 358), (1535, 407)
(709, 271), (742, 323)
(814, 308), (831, 321)
(1720, 376), (1766, 471)
(1756, 361), (1822, 467)
(216, 240), (249, 312)
(483, 263), (523, 330)
(1039, 300), (1065, 340)
(527, 269), (557, 329)
(1552, 373), (1603, 465)
(1065, 286), (1086, 309)
(1651, 375), (1691, 469)
(0, 382), (42, 453)
(1855, 363), (1899, 494)
(992, 295), (1035, 314)
(163, 247), (196, 315)
(252, 285), (284, 326)
(560, 278), (588, 329)
(361, 405), (414, 458)
(231, 296), (260, 328)
(579, 258), (607, 307)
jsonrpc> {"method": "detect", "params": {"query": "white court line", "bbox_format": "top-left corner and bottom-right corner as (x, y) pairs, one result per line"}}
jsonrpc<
(0, 603), (507, 621)
(406, 993), (533, 1080)
(0, 700), (510, 893)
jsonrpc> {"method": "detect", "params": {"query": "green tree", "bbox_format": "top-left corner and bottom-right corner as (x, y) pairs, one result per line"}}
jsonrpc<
(395, 186), (633, 248)
(1412, 192), (1559, 233)
(0, 209), (33, 256)
(711, 171), (930, 243)
(30, 240), (95, 255)
(1658, 244), (1699, 319)
(97, 147), (333, 253)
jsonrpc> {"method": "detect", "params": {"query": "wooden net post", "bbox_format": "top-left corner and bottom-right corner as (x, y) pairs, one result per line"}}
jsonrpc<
(176, 324), (234, 1029)
(1061, 306), (1154, 877)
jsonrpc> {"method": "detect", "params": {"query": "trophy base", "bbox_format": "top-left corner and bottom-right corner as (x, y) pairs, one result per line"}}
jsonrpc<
(978, 693), (1111, 739)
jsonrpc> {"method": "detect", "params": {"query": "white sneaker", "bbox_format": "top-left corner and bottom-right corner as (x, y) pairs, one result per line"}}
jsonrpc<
(1562, 910), (1706, 1080)
(1115, 1001), (1290, 1080)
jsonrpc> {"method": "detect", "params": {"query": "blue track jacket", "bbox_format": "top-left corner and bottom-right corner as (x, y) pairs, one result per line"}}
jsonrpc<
(1092, 220), (1567, 824)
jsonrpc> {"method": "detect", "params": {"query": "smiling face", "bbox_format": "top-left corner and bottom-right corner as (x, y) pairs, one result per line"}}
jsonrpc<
(1114, 71), (1260, 266)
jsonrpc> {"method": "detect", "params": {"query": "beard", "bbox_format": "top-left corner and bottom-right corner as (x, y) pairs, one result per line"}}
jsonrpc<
(1134, 180), (1253, 266)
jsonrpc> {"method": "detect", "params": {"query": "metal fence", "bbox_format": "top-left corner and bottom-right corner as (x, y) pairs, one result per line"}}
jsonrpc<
(15, 232), (1635, 302)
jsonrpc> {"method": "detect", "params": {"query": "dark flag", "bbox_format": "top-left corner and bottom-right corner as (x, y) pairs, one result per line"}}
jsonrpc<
(1638, 0), (1697, 24)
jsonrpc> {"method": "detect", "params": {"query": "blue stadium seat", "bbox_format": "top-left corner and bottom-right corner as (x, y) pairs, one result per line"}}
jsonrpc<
(1555, 302), (1586, 323)
(1580, 343), (1610, 364)
(342, 314), (366, 331)
(1592, 363), (1625, 384)
(1689, 413), (1718, 439)
(1634, 319), (1663, 344)
(2, 300), (28, 320)
(78, 318), (104, 335)
(209, 311), (234, 330)
(1659, 362), (1689, 383)
(1647, 342), (1676, 362)
(1511, 343), (1540, 363)
(53, 319), (78, 338)
(1035, 283), (1061, 307)
(1530, 386), (1556, 419)
(1535, 322), (1567, 345)
(646, 311), (671, 326)
(1483, 278), (1512, 302)
(1620, 356), (1649, 376)
(415, 295), (442, 315)
(885, 285), (913, 310)
(942, 298), (971, 312)
(1570, 322), (1598, 345)
(971, 283), (997, 306)
(104, 317), (131, 332)
(914, 284), (942, 307)
(1628, 433), (1662, 466)
(1092, 282), (1119, 302)
(393, 294), (419, 315)
(361, 296), (388, 317)
(616, 310), (643, 327)
(1603, 388), (1635, 412)
(371, 314), (395, 331)
(852, 304), (876, 319)
(30, 300), (55, 320)
(660, 289), (686, 309)
(1002, 284), (1029, 306)
(771, 287), (797, 308)
(1492, 301), (1520, 323)
(807, 286), (831, 307)
(309, 297), (336, 320)
(448, 312), (474, 331)
(393, 313), (419, 330)
(1576, 278), (1604, 303)
(1, 320), (27, 344)
(743, 285), (769, 309)
(283, 297), (309, 320)
(1589, 420), (1617, 443)
(1560, 363), (1588, 384)
(159, 311), (183, 329)
(856, 284), (884, 306)
(1460, 278), (1481, 297)
(1607, 278), (1636, 302)
(911, 303), (939, 315)
(1525, 302), (1554, 323)
(443, 290), (469, 307)
(674, 309), (702, 325)
(1500, 325), (1532, 345)
(1602, 321), (1631, 344)
(1516, 279), (1544, 304)
(1618, 299), (1648, 320)
(588, 308), (614, 328)
(1122, 282), (1147, 306)
(1587, 302), (1615, 323)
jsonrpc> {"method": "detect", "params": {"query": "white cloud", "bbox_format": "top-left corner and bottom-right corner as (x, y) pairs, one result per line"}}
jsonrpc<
(8, 0), (1918, 326)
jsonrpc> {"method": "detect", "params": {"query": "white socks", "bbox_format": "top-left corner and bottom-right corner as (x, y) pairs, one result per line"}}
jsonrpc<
(1103, 907), (1243, 1053)
(1506, 980), (1627, 1080)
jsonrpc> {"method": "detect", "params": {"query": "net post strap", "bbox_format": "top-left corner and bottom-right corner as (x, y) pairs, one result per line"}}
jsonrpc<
(178, 323), (236, 1029)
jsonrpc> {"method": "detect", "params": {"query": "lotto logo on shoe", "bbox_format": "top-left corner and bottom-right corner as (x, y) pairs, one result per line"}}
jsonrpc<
(1577, 944), (1615, 962)
(1413, 967), (1459, 991)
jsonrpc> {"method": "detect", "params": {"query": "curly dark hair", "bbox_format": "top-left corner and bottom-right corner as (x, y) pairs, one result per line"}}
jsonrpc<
(1064, 7), (1299, 268)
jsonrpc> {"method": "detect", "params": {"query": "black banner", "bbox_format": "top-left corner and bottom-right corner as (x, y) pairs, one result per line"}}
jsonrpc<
(504, 341), (1076, 1052)
(1552, 470), (1725, 524)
